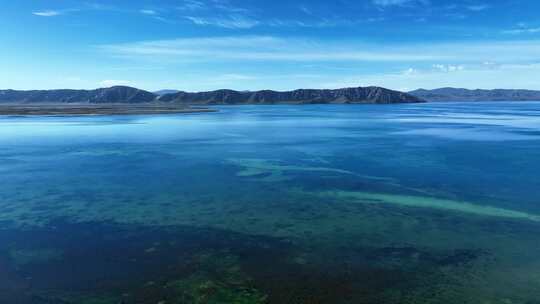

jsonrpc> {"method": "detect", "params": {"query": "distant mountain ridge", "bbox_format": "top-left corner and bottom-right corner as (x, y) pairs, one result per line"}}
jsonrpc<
(158, 86), (424, 104)
(0, 86), (156, 103)
(0, 86), (424, 104)
(409, 88), (540, 102)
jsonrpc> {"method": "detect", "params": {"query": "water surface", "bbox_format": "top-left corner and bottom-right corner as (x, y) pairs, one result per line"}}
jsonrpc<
(1, 102), (539, 303)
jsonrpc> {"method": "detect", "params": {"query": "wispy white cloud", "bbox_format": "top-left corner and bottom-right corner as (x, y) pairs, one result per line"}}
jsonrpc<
(177, 0), (207, 11)
(138, 8), (174, 22)
(299, 5), (314, 16)
(32, 9), (80, 17)
(177, 0), (390, 29)
(402, 68), (418, 75)
(177, 0), (248, 13)
(84, 3), (116, 11)
(504, 27), (540, 34)
(185, 16), (381, 29)
(185, 15), (259, 29)
(503, 23), (540, 34)
(32, 10), (62, 17)
(432, 64), (465, 72)
(466, 4), (490, 11)
(140, 9), (157, 15)
(99, 36), (540, 65)
(183, 16), (382, 29)
(266, 17), (383, 28)
(99, 36), (449, 63)
(373, 0), (429, 7)
(179, 0), (256, 28)
(33, 5), (166, 21)
(211, 0), (249, 13)
(99, 79), (131, 87)
(182, 4), (384, 29)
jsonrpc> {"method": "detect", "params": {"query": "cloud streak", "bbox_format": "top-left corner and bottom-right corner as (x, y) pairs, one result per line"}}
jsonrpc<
(372, 0), (430, 7)
(432, 64), (465, 72)
(32, 10), (62, 17)
(184, 15), (260, 29)
(466, 4), (490, 11)
(177, 0), (207, 11)
(100, 36), (451, 63)
(140, 9), (157, 15)
(503, 24), (540, 34)
(99, 36), (540, 65)
(32, 9), (80, 17)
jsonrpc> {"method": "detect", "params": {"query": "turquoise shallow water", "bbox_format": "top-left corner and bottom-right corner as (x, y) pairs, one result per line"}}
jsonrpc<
(1, 102), (540, 303)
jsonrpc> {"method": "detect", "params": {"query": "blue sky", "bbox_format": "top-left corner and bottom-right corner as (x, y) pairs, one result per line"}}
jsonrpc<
(1, 0), (540, 91)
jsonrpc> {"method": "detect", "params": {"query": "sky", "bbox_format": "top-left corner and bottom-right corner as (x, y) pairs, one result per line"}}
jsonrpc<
(1, 0), (540, 92)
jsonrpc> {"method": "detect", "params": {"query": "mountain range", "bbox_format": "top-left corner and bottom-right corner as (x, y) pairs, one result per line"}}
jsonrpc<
(0, 86), (423, 104)
(409, 88), (540, 102)
(2, 86), (539, 104)
(158, 87), (424, 104)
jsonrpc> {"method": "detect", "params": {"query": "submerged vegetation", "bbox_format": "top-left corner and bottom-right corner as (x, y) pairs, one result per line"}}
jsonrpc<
(1, 103), (540, 303)
(165, 254), (268, 304)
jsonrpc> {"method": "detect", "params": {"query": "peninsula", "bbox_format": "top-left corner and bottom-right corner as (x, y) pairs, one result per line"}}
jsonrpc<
(0, 104), (215, 116)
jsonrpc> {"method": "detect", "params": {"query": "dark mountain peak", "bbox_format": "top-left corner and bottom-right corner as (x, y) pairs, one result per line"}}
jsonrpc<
(93, 86), (157, 103)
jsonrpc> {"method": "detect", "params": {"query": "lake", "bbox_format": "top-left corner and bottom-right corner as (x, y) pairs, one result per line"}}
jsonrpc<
(1, 102), (539, 303)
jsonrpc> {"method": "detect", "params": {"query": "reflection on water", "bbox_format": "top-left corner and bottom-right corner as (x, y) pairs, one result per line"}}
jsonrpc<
(1, 102), (540, 303)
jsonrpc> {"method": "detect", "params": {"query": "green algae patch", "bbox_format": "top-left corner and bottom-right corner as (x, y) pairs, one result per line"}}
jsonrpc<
(165, 253), (268, 304)
(166, 275), (267, 304)
(313, 190), (540, 222)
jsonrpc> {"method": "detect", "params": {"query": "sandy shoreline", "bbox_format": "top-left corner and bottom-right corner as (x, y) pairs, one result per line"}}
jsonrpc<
(0, 103), (216, 116)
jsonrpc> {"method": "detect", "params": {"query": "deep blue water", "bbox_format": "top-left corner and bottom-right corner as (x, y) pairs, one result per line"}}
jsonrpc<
(1, 102), (539, 303)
